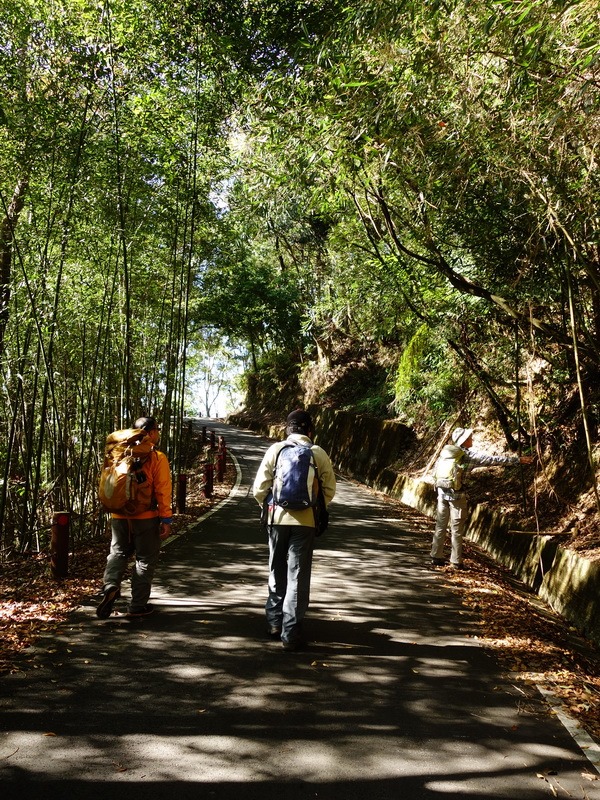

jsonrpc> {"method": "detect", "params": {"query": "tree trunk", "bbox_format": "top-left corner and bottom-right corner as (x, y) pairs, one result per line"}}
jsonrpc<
(0, 178), (29, 357)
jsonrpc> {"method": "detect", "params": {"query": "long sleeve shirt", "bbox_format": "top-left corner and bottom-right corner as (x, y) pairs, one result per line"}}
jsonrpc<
(253, 433), (336, 527)
(462, 446), (520, 469)
(438, 444), (520, 500)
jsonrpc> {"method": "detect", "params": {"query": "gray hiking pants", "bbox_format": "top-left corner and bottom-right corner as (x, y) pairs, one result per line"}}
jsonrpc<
(431, 489), (468, 565)
(103, 517), (161, 612)
(265, 524), (315, 644)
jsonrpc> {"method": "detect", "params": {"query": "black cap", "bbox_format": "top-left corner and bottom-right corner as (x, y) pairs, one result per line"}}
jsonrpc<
(286, 409), (313, 434)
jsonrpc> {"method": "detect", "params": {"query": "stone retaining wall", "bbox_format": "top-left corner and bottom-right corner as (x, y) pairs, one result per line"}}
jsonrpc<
(228, 408), (600, 647)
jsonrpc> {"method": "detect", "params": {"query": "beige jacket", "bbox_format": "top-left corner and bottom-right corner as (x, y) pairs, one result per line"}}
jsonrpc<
(253, 433), (336, 527)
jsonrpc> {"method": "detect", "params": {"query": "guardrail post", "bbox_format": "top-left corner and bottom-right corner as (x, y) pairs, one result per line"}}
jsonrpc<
(203, 462), (214, 498)
(216, 452), (225, 482)
(50, 511), (70, 579)
(177, 473), (187, 513)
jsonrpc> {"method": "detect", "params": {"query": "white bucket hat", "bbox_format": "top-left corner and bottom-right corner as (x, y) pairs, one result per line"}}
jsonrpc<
(451, 427), (473, 447)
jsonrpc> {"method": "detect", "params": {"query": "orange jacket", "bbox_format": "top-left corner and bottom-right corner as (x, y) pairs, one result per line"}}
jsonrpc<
(112, 449), (173, 522)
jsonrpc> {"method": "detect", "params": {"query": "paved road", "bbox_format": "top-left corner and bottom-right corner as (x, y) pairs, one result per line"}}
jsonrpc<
(1, 419), (598, 800)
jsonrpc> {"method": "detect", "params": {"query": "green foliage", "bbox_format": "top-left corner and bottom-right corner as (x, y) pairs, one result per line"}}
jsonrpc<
(243, 350), (303, 413)
(2, 0), (600, 552)
(394, 325), (430, 406)
(222, 0), (600, 443)
(391, 325), (465, 426)
(194, 247), (306, 367)
(1, 0), (326, 554)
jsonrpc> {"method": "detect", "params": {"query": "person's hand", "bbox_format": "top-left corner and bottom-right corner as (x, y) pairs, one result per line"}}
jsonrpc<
(520, 455), (535, 465)
(159, 523), (171, 540)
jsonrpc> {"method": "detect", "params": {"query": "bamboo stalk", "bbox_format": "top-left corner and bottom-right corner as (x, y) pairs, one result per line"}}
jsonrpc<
(565, 266), (600, 513)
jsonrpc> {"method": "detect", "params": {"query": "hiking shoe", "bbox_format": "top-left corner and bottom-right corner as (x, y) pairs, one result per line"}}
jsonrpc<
(282, 638), (305, 652)
(449, 562), (467, 571)
(431, 558), (446, 567)
(96, 586), (120, 619)
(267, 626), (282, 639)
(126, 604), (156, 617)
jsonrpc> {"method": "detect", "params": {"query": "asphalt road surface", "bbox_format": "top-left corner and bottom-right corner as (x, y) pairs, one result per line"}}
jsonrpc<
(1, 418), (598, 800)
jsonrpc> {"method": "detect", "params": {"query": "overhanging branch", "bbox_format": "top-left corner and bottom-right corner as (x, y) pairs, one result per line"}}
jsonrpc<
(370, 185), (598, 364)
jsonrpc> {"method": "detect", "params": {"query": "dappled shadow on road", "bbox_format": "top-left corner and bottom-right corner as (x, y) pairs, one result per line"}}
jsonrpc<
(0, 775), (574, 800)
(0, 429), (593, 799)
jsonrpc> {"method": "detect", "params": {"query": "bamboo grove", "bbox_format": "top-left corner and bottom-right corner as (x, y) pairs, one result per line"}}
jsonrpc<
(2, 1), (600, 558)
(0, 0), (241, 556)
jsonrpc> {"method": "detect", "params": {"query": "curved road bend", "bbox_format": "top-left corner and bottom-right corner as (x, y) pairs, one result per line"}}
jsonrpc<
(0, 418), (597, 800)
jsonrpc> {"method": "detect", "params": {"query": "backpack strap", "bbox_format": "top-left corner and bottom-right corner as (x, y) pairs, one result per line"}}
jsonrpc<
(266, 441), (293, 527)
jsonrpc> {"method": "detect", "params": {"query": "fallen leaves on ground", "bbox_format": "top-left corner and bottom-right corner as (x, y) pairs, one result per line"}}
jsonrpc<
(0, 433), (235, 675)
(444, 543), (600, 744)
(0, 544), (106, 673)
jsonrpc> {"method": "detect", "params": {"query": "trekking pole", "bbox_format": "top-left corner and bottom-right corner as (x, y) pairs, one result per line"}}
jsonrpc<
(50, 511), (70, 579)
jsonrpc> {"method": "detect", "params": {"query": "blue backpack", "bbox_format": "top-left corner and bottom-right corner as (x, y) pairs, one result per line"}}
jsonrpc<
(272, 441), (318, 509)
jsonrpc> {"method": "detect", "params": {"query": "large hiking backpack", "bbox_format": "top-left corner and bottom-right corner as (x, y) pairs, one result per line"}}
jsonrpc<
(98, 428), (155, 514)
(433, 445), (466, 491)
(272, 441), (318, 510)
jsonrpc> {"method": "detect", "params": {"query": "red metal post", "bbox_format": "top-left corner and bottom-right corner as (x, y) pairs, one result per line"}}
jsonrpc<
(203, 462), (214, 498)
(177, 474), (187, 513)
(50, 511), (70, 579)
(216, 450), (225, 482)
(209, 430), (216, 449)
(216, 436), (227, 481)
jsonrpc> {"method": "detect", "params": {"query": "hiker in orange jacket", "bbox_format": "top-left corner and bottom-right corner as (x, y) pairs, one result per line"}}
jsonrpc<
(97, 417), (172, 619)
